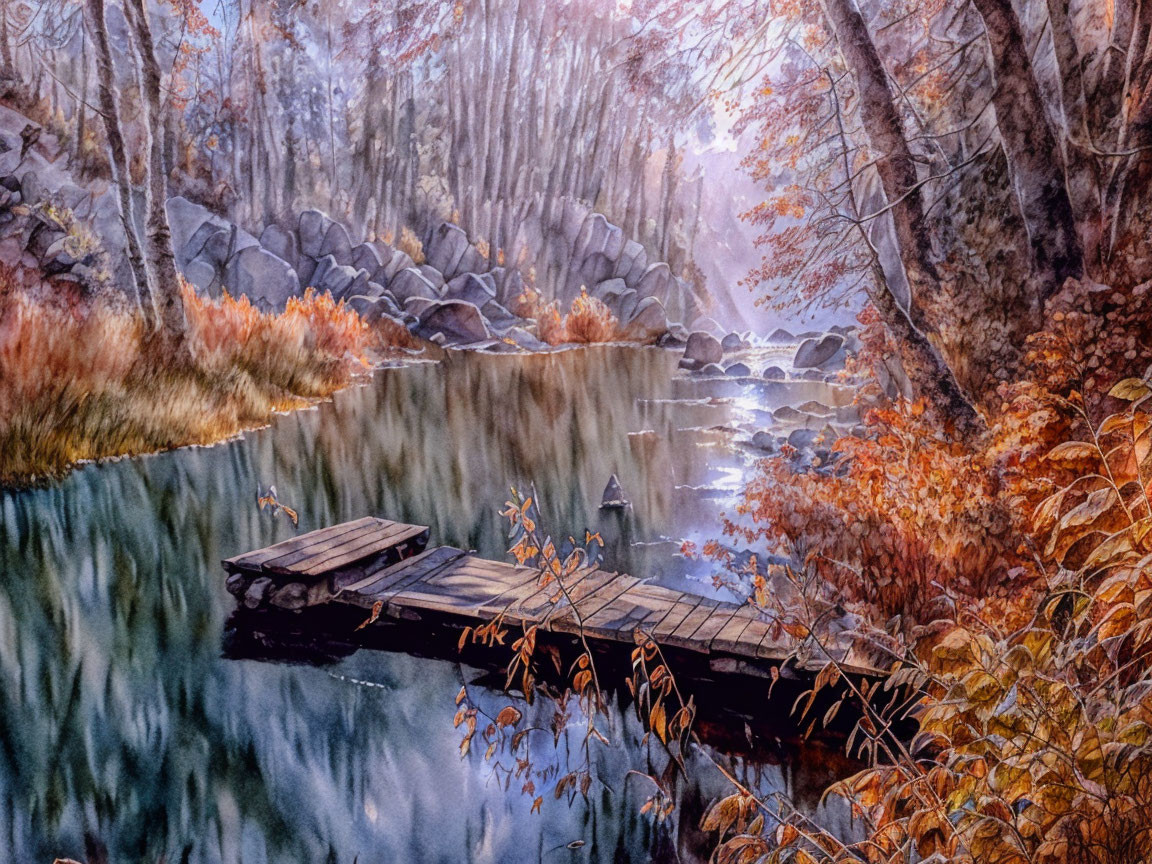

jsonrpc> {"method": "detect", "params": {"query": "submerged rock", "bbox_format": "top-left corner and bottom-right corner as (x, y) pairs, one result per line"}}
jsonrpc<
(762, 365), (786, 380)
(683, 331), (723, 365)
(793, 333), (845, 368)
(600, 473), (630, 509)
(725, 362), (752, 377)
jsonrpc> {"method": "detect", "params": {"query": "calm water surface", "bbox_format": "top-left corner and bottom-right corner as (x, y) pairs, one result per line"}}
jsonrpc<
(0, 346), (855, 863)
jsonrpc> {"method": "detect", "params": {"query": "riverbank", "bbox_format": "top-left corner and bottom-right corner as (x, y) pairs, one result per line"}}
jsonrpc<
(0, 277), (413, 487)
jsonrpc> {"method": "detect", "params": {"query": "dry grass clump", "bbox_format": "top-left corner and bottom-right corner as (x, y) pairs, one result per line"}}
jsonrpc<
(514, 287), (620, 346)
(0, 272), (387, 486)
(398, 226), (425, 264)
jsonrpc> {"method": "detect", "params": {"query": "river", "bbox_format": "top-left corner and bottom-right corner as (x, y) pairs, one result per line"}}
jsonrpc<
(0, 345), (858, 863)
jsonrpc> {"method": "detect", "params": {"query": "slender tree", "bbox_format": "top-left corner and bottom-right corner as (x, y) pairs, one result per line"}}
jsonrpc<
(124, 0), (185, 337)
(84, 0), (155, 320)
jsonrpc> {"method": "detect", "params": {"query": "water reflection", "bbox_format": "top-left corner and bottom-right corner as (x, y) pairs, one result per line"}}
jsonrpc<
(0, 346), (853, 862)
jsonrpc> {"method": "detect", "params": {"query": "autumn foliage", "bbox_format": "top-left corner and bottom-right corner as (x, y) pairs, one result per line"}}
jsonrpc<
(701, 291), (1152, 864)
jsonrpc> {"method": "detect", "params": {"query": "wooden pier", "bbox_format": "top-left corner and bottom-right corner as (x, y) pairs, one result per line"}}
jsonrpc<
(223, 516), (871, 676)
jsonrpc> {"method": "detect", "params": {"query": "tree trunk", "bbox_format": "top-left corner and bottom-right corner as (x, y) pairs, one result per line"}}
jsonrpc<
(1046, 0), (1103, 274)
(868, 275), (986, 442)
(84, 0), (154, 320)
(76, 26), (88, 171)
(822, 0), (985, 439)
(124, 0), (185, 337)
(971, 0), (1084, 296)
(819, 0), (943, 330)
(0, 3), (14, 81)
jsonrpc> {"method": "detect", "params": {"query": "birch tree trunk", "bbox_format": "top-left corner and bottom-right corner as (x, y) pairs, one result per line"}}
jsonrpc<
(124, 0), (185, 337)
(84, 0), (155, 321)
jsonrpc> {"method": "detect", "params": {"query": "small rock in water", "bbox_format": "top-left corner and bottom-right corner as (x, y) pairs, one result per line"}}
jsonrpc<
(793, 333), (845, 369)
(725, 362), (752, 377)
(698, 363), (724, 376)
(750, 431), (779, 452)
(600, 474), (630, 509)
(721, 332), (744, 352)
(762, 365), (786, 380)
(788, 428), (821, 449)
(683, 331), (723, 365)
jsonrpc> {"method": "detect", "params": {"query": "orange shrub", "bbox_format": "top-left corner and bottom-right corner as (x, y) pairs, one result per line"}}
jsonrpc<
(514, 286), (620, 346)
(562, 290), (619, 344)
(725, 401), (1039, 624)
(711, 290), (1152, 864)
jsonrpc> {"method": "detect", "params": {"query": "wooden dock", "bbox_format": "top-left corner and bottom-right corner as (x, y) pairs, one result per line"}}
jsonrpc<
(223, 517), (869, 676)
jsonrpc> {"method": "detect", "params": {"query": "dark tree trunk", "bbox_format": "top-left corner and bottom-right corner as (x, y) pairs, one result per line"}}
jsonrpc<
(819, 0), (944, 330)
(822, 0), (985, 439)
(971, 0), (1084, 296)
(869, 276), (986, 442)
(1045, 0), (1103, 273)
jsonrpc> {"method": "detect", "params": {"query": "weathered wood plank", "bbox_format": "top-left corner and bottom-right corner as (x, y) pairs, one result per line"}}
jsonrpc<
(374, 550), (471, 607)
(397, 559), (537, 617)
(280, 522), (429, 577)
(517, 569), (618, 624)
(509, 568), (596, 622)
(711, 609), (760, 654)
(340, 546), (467, 605)
(582, 586), (682, 642)
(635, 593), (690, 638)
(755, 619), (789, 660)
(650, 594), (701, 642)
(550, 573), (638, 635)
(690, 603), (746, 651)
(663, 599), (722, 652)
(472, 567), (551, 620)
(224, 517), (376, 572)
(260, 519), (386, 573)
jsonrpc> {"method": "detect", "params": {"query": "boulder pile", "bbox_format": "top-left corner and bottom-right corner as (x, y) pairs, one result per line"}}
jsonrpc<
(166, 197), (688, 349)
